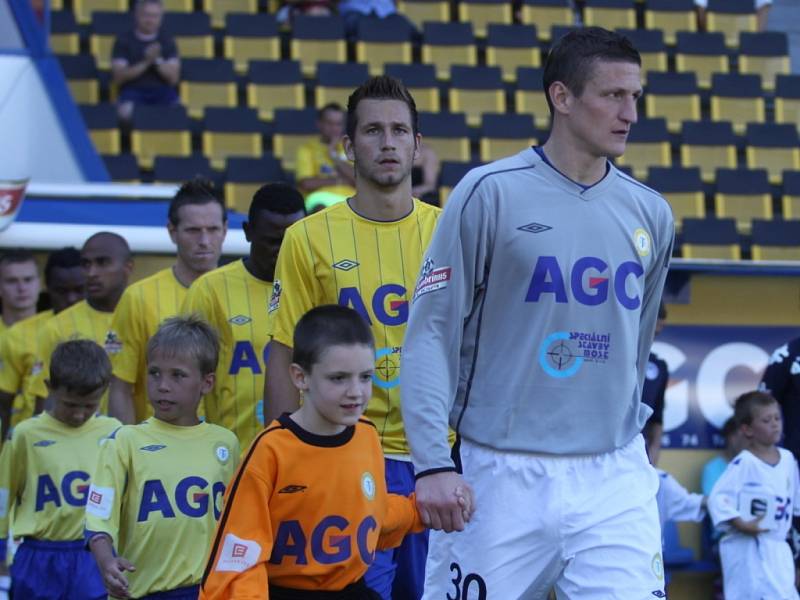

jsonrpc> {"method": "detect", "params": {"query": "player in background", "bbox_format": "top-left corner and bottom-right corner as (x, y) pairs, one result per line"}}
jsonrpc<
(86, 315), (239, 600)
(183, 183), (304, 450)
(202, 306), (468, 600)
(642, 302), (668, 465)
(264, 76), (441, 599)
(0, 250), (40, 333)
(401, 27), (674, 598)
(760, 335), (800, 462)
(0, 340), (120, 599)
(708, 391), (800, 600)
(0, 247), (87, 439)
(108, 179), (227, 425)
(29, 233), (133, 415)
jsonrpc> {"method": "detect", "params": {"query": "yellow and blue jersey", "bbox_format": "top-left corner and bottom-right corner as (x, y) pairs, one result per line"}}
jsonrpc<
(85, 418), (239, 598)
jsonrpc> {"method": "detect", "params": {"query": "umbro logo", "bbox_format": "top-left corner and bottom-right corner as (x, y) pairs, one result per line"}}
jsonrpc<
(278, 485), (307, 494)
(33, 440), (56, 447)
(140, 444), (166, 452)
(518, 222), (552, 234)
(332, 259), (359, 271)
(229, 315), (252, 326)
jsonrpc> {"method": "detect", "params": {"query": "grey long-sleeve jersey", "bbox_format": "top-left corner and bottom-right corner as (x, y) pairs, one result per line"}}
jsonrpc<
(400, 148), (674, 476)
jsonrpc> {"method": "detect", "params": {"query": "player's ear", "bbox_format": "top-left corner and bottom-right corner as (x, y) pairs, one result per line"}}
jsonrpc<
(289, 363), (308, 392)
(343, 135), (355, 162)
(548, 81), (572, 115)
(200, 372), (215, 395)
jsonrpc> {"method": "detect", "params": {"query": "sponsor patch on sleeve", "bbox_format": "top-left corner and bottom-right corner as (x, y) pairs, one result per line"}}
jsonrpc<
(413, 266), (452, 301)
(268, 280), (282, 314)
(216, 533), (262, 572)
(85, 485), (114, 520)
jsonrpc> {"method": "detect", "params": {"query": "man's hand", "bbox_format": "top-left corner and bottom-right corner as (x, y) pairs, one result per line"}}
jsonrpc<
(415, 471), (474, 533)
(732, 515), (769, 536)
(98, 555), (136, 598)
(144, 42), (161, 63)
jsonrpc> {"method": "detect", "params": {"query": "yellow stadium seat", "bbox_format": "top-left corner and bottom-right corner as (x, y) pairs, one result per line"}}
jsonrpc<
(583, 0), (636, 30)
(646, 167), (706, 231)
(179, 58), (237, 119)
(223, 14), (280, 74)
(486, 24), (540, 83)
(449, 66), (505, 127)
(421, 22), (476, 80)
(738, 32), (791, 92)
(130, 105), (192, 169)
(751, 220), (800, 261)
(385, 63), (440, 113)
(290, 15), (346, 78)
(645, 72), (701, 134)
(644, 0), (695, 46)
(706, 0), (758, 48)
(710, 73), (765, 136)
(680, 120), (737, 183)
(520, 0), (573, 43)
(745, 124), (800, 185)
(247, 60), (304, 121)
(616, 118), (671, 181)
(515, 66), (550, 129)
(713, 168), (772, 233)
(355, 17), (413, 77)
(396, 0), (448, 31)
(458, 0), (513, 38)
(419, 112), (471, 163)
(675, 31), (729, 89)
(204, 0), (257, 29)
(775, 75), (800, 135)
(202, 107), (263, 170)
(681, 218), (741, 260)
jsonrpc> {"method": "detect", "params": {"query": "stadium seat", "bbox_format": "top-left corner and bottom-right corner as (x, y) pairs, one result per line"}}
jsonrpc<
(479, 114), (537, 162)
(583, 0), (636, 30)
(520, 0), (573, 43)
(458, 0), (513, 38)
(290, 15), (347, 78)
(80, 104), (121, 156)
(515, 66), (550, 129)
(153, 155), (215, 184)
(421, 22), (477, 80)
(179, 58), (237, 119)
(396, 0), (448, 31)
(103, 154), (140, 182)
(751, 219), (800, 261)
(745, 123), (800, 185)
(247, 60), (304, 121)
(385, 64), (440, 113)
(616, 118), (671, 180)
(782, 171), (800, 219)
(738, 32), (791, 93)
(163, 12), (214, 59)
(202, 107), (263, 170)
(645, 72), (701, 134)
(449, 66), (505, 127)
(225, 155), (287, 213)
(643, 0), (695, 46)
(223, 14), (279, 74)
(618, 29), (667, 85)
(681, 218), (741, 260)
(272, 108), (319, 172)
(204, 0), (257, 29)
(709, 73), (765, 136)
(486, 24), (540, 83)
(58, 55), (100, 104)
(714, 168), (772, 233)
(316, 62), (370, 109)
(775, 75), (800, 135)
(439, 161), (482, 206)
(355, 17), (413, 77)
(162, 0), (193, 12)
(74, 0), (127, 25)
(647, 166), (705, 230)
(680, 120), (737, 183)
(418, 112), (471, 162)
(89, 11), (129, 71)
(675, 32), (729, 89)
(51, 11), (80, 55)
(706, 0), (758, 48)
(130, 104), (192, 169)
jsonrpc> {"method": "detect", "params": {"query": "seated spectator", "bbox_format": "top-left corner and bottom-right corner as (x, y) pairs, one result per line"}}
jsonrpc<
(412, 141), (440, 206)
(695, 0), (772, 32)
(111, 0), (180, 122)
(338, 0), (414, 39)
(275, 0), (334, 25)
(295, 103), (356, 213)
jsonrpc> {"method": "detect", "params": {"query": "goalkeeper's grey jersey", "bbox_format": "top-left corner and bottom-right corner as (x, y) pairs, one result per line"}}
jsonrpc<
(400, 148), (674, 476)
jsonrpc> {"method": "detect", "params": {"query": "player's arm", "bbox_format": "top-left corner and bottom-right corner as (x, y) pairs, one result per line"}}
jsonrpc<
(0, 391), (13, 442)
(0, 429), (24, 566)
(108, 378), (135, 424)
(29, 325), (55, 411)
(107, 292), (143, 424)
(263, 342), (299, 424)
(0, 333), (20, 439)
(89, 534), (135, 598)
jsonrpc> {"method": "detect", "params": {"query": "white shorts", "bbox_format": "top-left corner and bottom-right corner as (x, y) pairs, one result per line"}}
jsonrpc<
(720, 535), (799, 600)
(423, 436), (664, 600)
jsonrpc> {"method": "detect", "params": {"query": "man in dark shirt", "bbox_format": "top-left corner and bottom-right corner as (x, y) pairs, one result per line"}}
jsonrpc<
(761, 334), (800, 461)
(642, 302), (668, 465)
(111, 0), (180, 121)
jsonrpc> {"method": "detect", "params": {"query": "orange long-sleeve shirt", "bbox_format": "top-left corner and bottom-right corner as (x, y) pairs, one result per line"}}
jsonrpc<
(200, 415), (424, 599)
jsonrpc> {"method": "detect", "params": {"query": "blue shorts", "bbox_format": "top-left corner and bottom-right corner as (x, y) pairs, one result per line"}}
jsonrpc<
(10, 538), (105, 600)
(363, 459), (428, 600)
(140, 584), (200, 599)
(118, 85), (178, 106)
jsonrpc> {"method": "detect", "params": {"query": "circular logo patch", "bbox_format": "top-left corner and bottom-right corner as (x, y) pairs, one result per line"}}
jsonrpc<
(215, 444), (230, 464)
(651, 552), (664, 580)
(361, 472), (376, 501)
(634, 228), (651, 257)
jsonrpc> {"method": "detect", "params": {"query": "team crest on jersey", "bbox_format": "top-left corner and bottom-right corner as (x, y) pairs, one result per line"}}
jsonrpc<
(633, 228), (651, 257)
(215, 444), (230, 464)
(229, 315), (252, 326)
(104, 331), (123, 355)
(651, 553), (664, 580)
(413, 258), (451, 301)
(332, 259), (359, 271)
(361, 472), (376, 501)
(268, 280), (282, 314)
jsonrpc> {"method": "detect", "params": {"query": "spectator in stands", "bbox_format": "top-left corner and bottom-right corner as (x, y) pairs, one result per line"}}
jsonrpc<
(412, 141), (440, 206)
(642, 302), (668, 465)
(111, 0), (180, 122)
(296, 103), (356, 213)
(275, 0), (334, 24)
(695, 0), (772, 32)
(337, 0), (414, 39)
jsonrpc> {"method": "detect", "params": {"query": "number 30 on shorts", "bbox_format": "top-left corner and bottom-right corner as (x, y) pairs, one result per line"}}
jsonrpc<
(447, 562), (487, 600)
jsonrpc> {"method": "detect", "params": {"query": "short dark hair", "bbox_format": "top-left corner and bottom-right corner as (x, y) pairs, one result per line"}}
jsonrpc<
(249, 183), (306, 223)
(733, 390), (778, 426)
(346, 75), (418, 140)
(44, 247), (82, 286)
(543, 27), (641, 115)
(83, 231), (133, 261)
(0, 249), (36, 271)
(147, 314), (220, 376)
(720, 416), (739, 439)
(293, 305), (374, 372)
(49, 339), (112, 396)
(168, 178), (226, 227)
(318, 102), (344, 120)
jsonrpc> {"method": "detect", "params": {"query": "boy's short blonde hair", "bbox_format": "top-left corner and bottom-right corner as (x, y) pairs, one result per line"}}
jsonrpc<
(146, 314), (219, 375)
(50, 339), (112, 395)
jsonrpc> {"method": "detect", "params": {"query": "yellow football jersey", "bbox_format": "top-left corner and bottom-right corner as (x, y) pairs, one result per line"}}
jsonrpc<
(0, 311), (53, 428)
(182, 259), (271, 450)
(0, 412), (120, 545)
(267, 199), (441, 455)
(108, 268), (188, 422)
(85, 418), (239, 598)
(29, 301), (114, 412)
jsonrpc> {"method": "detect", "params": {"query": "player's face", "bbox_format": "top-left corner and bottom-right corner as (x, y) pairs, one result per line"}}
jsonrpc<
(747, 403), (783, 447)
(318, 109), (344, 144)
(0, 261), (40, 312)
(169, 202), (227, 276)
(564, 60), (642, 159)
(147, 350), (213, 427)
(81, 240), (131, 304)
(291, 344), (374, 435)
(344, 99), (420, 190)
(49, 386), (104, 427)
(135, 1), (163, 36)
(47, 266), (86, 313)
(243, 208), (304, 281)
